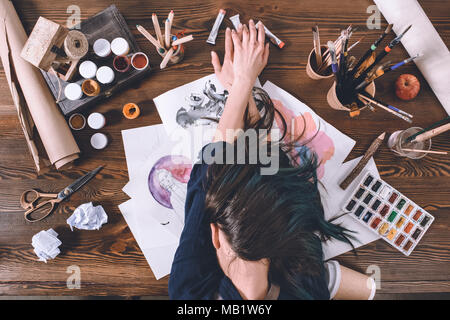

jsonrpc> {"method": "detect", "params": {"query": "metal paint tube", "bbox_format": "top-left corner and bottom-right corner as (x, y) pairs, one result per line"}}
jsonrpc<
(206, 9), (226, 45)
(229, 14), (240, 29)
(256, 21), (285, 49)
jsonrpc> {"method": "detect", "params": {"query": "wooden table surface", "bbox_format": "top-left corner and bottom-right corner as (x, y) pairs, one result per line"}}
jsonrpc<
(0, 0), (449, 298)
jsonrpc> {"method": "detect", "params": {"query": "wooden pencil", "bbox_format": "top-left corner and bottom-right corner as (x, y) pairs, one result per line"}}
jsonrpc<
(172, 34), (194, 46)
(401, 148), (447, 155)
(136, 24), (166, 54)
(340, 132), (386, 190)
(165, 18), (171, 49)
(160, 47), (174, 69)
(152, 13), (164, 47)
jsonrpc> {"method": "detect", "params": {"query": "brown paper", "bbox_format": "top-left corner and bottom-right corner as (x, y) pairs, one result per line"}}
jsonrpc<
(0, 0), (80, 172)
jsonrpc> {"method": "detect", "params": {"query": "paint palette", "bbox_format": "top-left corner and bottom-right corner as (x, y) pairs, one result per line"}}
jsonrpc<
(343, 172), (434, 256)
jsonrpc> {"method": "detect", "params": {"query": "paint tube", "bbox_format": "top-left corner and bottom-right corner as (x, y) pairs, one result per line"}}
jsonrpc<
(229, 14), (240, 29)
(256, 21), (285, 49)
(206, 9), (226, 45)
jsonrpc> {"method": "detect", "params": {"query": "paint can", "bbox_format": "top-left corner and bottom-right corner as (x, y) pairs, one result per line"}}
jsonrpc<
(68, 113), (86, 131)
(113, 55), (131, 73)
(82, 79), (101, 96)
(111, 37), (130, 56)
(79, 60), (98, 79)
(91, 133), (108, 150)
(131, 52), (150, 71)
(96, 66), (115, 84)
(87, 112), (106, 130)
(64, 83), (83, 101)
(93, 38), (111, 58)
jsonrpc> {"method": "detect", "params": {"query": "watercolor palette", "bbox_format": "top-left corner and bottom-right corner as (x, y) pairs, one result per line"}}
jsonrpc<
(343, 171), (434, 256)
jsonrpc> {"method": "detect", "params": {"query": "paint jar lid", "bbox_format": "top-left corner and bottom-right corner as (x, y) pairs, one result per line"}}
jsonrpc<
(79, 60), (98, 79)
(64, 83), (83, 101)
(111, 37), (130, 56)
(96, 66), (115, 84)
(91, 133), (108, 150)
(93, 38), (111, 57)
(87, 112), (106, 130)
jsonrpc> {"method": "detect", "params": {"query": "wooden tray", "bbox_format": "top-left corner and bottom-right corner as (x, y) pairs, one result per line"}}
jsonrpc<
(42, 5), (151, 116)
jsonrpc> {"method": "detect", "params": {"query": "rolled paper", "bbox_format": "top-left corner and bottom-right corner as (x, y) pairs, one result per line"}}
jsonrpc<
(0, 0), (80, 171)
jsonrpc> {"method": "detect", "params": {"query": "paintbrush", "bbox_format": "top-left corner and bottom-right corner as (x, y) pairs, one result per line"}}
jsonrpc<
(327, 40), (342, 95)
(312, 25), (322, 67)
(401, 148), (448, 155)
(411, 122), (450, 143)
(353, 25), (412, 85)
(356, 54), (420, 90)
(136, 24), (166, 54)
(358, 92), (413, 122)
(348, 36), (365, 52)
(340, 132), (386, 190)
(405, 116), (450, 143)
(349, 24), (393, 78)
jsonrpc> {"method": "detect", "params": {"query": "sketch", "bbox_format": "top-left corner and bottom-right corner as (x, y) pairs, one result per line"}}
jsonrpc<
(176, 80), (228, 128)
(148, 155), (192, 223)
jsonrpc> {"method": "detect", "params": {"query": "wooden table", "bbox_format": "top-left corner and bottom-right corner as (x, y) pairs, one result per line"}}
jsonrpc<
(0, 0), (449, 298)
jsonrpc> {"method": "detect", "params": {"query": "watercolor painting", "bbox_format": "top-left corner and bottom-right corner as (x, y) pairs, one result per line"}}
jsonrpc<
(263, 81), (356, 184)
(148, 155), (192, 220)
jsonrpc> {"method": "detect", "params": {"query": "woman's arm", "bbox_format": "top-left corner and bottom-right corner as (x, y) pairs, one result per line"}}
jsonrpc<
(211, 21), (269, 143)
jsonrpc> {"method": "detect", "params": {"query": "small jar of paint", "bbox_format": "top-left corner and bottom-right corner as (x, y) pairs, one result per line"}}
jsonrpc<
(96, 66), (115, 84)
(87, 112), (106, 130)
(79, 60), (98, 79)
(123, 103), (140, 119)
(113, 55), (131, 73)
(68, 113), (86, 131)
(111, 37), (130, 56)
(64, 83), (83, 101)
(93, 38), (111, 58)
(82, 79), (101, 96)
(131, 52), (149, 71)
(91, 133), (109, 150)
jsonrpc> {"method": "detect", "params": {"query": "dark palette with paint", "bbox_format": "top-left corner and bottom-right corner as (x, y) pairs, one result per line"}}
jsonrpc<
(344, 172), (434, 256)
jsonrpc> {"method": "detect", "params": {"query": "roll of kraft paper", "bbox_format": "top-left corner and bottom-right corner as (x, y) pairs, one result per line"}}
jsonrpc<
(374, 0), (450, 115)
(0, 0), (80, 171)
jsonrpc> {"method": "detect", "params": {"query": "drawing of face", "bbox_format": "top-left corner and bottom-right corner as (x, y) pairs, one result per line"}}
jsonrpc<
(148, 155), (192, 209)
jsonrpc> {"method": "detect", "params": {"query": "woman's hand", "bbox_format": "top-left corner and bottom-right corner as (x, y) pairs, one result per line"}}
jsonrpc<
(232, 20), (269, 85)
(211, 21), (269, 90)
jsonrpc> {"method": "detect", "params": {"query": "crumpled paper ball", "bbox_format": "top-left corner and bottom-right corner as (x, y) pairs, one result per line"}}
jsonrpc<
(32, 229), (62, 263)
(66, 202), (108, 231)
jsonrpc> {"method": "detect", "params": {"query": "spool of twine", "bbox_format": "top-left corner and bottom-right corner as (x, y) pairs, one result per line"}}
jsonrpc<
(64, 30), (89, 60)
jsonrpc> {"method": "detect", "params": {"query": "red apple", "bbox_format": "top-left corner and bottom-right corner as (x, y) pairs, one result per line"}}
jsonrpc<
(395, 74), (420, 101)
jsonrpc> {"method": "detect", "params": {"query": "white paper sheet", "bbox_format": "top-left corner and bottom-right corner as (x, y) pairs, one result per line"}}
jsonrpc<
(262, 81), (356, 185)
(119, 199), (178, 280)
(321, 157), (381, 260)
(374, 0), (450, 115)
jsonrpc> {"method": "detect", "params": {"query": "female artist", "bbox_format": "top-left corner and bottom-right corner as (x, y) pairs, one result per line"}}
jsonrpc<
(169, 20), (376, 300)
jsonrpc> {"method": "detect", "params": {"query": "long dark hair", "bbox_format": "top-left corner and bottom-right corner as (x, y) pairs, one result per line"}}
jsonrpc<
(203, 88), (354, 299)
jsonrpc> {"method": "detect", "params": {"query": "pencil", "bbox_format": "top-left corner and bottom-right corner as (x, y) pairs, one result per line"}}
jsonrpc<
(168, 10), (174, 26)
(339, 132), (386, 190)
(412, 122), (450, 143)
(401, 149), (447, 155)
(160, 47), (174, 69)
(312, 26), (322, 67)
(136, 24), (166, 54)
(172, 34), (194, 46)
(405, 116), (450, 142)
(152, 13), (164, 47)
(165, 18), (171, 49)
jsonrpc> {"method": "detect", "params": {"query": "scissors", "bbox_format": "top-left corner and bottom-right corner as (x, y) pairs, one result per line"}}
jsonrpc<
(20, 166), (103, 223)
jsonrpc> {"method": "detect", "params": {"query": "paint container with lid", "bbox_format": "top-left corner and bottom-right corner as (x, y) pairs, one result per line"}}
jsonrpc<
(64, 83), (83, 101)
(93, 38), (111, 58)
(91, 133), (109, 150)
(123, 103), (140, 119)
(111, 37), (130, 56)
(68, 113), (86, 131)
(96, 66), (115, 84)
(113, 55), (131, 73)
(87, 112), (106, 130)
(131, 52), (149, 71)
(79, 60), (98, 79)
(82, 79), (101, 97)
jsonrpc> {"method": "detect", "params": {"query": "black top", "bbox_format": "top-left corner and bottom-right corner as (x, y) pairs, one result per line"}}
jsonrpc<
(168, 143), (330, 300)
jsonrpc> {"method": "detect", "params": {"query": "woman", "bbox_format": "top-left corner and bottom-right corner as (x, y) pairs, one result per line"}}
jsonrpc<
(169, 20), (376, 300)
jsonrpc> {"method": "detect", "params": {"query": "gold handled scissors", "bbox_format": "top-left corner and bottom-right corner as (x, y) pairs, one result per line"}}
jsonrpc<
(20, 166), (103, 223)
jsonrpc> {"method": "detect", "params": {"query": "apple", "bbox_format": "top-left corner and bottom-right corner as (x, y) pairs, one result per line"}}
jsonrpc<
(395, 74), (420, 101)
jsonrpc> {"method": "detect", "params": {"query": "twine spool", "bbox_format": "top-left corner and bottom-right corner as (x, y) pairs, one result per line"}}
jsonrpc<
(64, 30), (89, 60)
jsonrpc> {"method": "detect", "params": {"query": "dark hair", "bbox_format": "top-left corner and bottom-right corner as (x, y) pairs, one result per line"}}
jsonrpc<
(204, 88), (354, 299)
